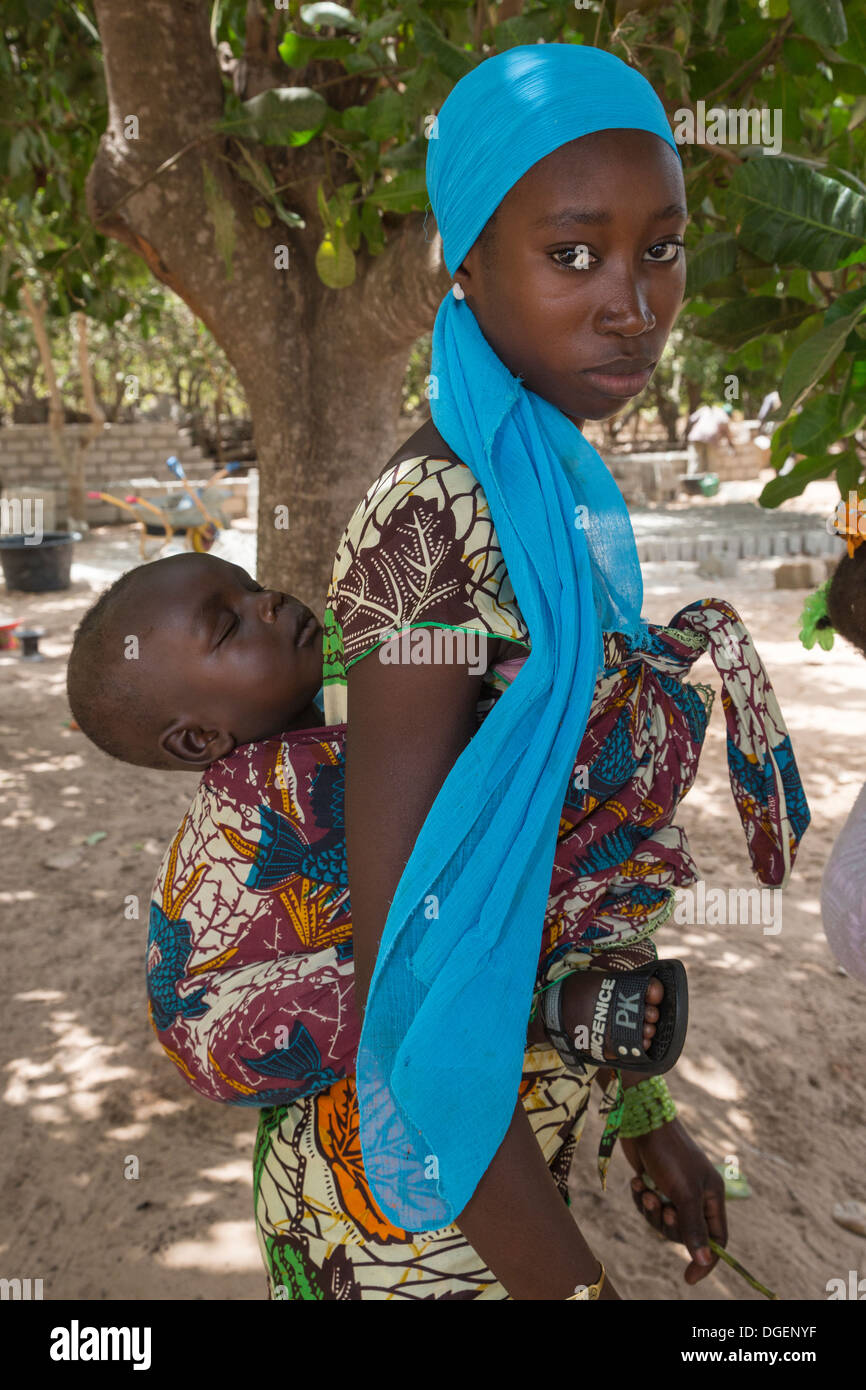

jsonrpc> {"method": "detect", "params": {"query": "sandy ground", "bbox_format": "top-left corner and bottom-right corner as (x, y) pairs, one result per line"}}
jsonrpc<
(1, 483), (864, 1302)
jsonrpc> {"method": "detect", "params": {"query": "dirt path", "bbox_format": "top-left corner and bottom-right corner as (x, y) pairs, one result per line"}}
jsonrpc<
(1, 500), (863, 1301)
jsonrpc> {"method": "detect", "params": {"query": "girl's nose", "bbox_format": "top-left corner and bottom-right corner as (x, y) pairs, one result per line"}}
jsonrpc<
(595, 277), (657, 336)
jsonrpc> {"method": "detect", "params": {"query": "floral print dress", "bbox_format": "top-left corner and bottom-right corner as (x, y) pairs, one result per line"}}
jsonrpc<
(148, 452), (809, 1300)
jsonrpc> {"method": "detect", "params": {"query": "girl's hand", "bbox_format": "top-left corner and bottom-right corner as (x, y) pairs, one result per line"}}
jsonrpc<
(620, 1118), (727, 1284)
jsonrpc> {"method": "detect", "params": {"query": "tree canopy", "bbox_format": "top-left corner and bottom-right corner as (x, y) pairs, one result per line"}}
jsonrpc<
(2, 0), (865, 589)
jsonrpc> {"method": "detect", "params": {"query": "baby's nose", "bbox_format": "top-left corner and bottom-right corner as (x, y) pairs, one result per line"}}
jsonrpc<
(260, 590), (283, 620)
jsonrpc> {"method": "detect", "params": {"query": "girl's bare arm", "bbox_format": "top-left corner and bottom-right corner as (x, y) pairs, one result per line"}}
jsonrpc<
(344, 637), (618, 1299)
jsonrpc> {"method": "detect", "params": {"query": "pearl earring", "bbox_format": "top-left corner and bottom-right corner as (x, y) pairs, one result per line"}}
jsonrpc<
(452, 282), (465, 300)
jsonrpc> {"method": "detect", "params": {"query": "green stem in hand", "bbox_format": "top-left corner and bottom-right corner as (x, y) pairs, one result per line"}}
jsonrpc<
(707, 1239), (779, 1302)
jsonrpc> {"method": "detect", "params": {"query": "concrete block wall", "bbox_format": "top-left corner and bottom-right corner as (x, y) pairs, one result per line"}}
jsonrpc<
(696, 439), (767, 480)
(607, 451), (689, 504)
(0, 422), (210, 526)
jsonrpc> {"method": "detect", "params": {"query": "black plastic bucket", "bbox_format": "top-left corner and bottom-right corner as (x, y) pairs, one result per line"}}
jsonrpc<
(0, 531), (81, 593)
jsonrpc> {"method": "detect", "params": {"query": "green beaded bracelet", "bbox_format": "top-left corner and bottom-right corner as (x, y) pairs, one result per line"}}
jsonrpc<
(619, 1075), (676, 1139)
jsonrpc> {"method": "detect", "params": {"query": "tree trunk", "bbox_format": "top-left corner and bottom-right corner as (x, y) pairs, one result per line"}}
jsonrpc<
(19, 282), (91, 530)
(87, 0), (450, 607)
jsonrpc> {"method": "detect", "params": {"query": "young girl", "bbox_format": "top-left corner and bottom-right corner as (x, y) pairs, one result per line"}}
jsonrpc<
(65, 542), (803, 1297)
(252, 43), (809, 1300)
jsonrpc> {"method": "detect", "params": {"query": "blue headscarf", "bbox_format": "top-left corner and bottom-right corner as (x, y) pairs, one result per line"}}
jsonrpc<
(357, 43), (682, 1231)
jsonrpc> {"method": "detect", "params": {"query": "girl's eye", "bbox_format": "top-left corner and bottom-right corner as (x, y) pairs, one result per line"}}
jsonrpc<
(552, 243), (596, 271)
(645, 239), (684, 263)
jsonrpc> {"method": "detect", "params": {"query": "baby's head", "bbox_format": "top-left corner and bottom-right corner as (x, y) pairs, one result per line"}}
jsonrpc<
(66, 552), (323, 771)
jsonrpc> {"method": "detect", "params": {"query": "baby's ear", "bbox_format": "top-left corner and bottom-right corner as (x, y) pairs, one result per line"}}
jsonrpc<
(161, 722), (235, 768)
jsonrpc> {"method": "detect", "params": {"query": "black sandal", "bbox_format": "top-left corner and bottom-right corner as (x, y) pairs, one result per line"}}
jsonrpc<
(540, 959), (688, 1076)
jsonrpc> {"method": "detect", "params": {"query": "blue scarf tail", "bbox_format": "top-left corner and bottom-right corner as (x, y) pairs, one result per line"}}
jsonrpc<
(356, 44), (679, 1231)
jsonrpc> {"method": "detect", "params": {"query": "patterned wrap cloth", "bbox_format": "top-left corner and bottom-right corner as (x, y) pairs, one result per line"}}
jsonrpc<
(147, 454), (809, 1299)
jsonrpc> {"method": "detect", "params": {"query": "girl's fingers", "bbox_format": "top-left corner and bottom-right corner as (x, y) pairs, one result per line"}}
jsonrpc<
(639, 1191), (665, 1234)
(662, 1204), (681, 1241)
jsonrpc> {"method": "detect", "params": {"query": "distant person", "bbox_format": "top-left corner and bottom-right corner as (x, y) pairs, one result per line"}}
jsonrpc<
(756, 389), (781, 431)
(686, 402), (735, 470)
(755, 390), (782, 451)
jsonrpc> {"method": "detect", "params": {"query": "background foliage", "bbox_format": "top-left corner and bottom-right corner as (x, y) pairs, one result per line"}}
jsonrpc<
(2, 0), (865, 504)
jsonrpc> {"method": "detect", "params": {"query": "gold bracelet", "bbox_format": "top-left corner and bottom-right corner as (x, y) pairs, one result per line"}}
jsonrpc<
(565, 1262), (605, 1300)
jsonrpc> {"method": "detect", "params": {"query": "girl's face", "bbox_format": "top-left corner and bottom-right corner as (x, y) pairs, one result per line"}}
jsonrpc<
(455, 129), (687, 425)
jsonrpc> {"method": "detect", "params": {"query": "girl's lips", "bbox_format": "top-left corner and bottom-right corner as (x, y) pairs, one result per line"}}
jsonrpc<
(580, 364), (655, 398)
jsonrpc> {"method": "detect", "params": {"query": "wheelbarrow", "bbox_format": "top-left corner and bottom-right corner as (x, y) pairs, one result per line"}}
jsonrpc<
(89, 458), (242, 560)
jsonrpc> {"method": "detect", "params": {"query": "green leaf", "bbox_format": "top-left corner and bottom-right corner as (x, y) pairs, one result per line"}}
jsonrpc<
(381, 133), (427, 170)
(788, 0), (847, 47)
(841, 375), (866, 433)
(770, 416), (796, 470)
(218, 88), (328, 147)
(71, 6), (101, 43)
(790, 392), (842, 453)
(684, 232), (738, 296)
(253, 204), (272, 228)
(838, 8), (866, 63)
(300, 2), (361, 31)
(849, 352), (866, 394)
(411, 12), (477, 82)
(355, 87), (404, 142)
(344, 204), (361, 253)
(323, 181), (359, 233)
(230, 143), (276, 198)
(316, 180), (332, 233)
(781, 37), (818, 75)
(271, 195), (305, 230)
(692, 296), (816, 349)
(836, 450), (862, 497)
(825, 285), (866, 325)
(360, 199), (385, 255)
(835, 241), (866, 269)
(764, 67), (804, 144)
(202, 164), (236, 281)
(760, 454), (836, 506)
(492, 11), (561, 49)
(833, 62), (866, 96)
(779, 305), (865, 414)
(728, 159), (866, 271)
(278, 33), (355, 66)
(705, 0), (727, 39)
(360, 10), (405, 46)
(315, 224), (356, 287)
(367, 168), (428, 213)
